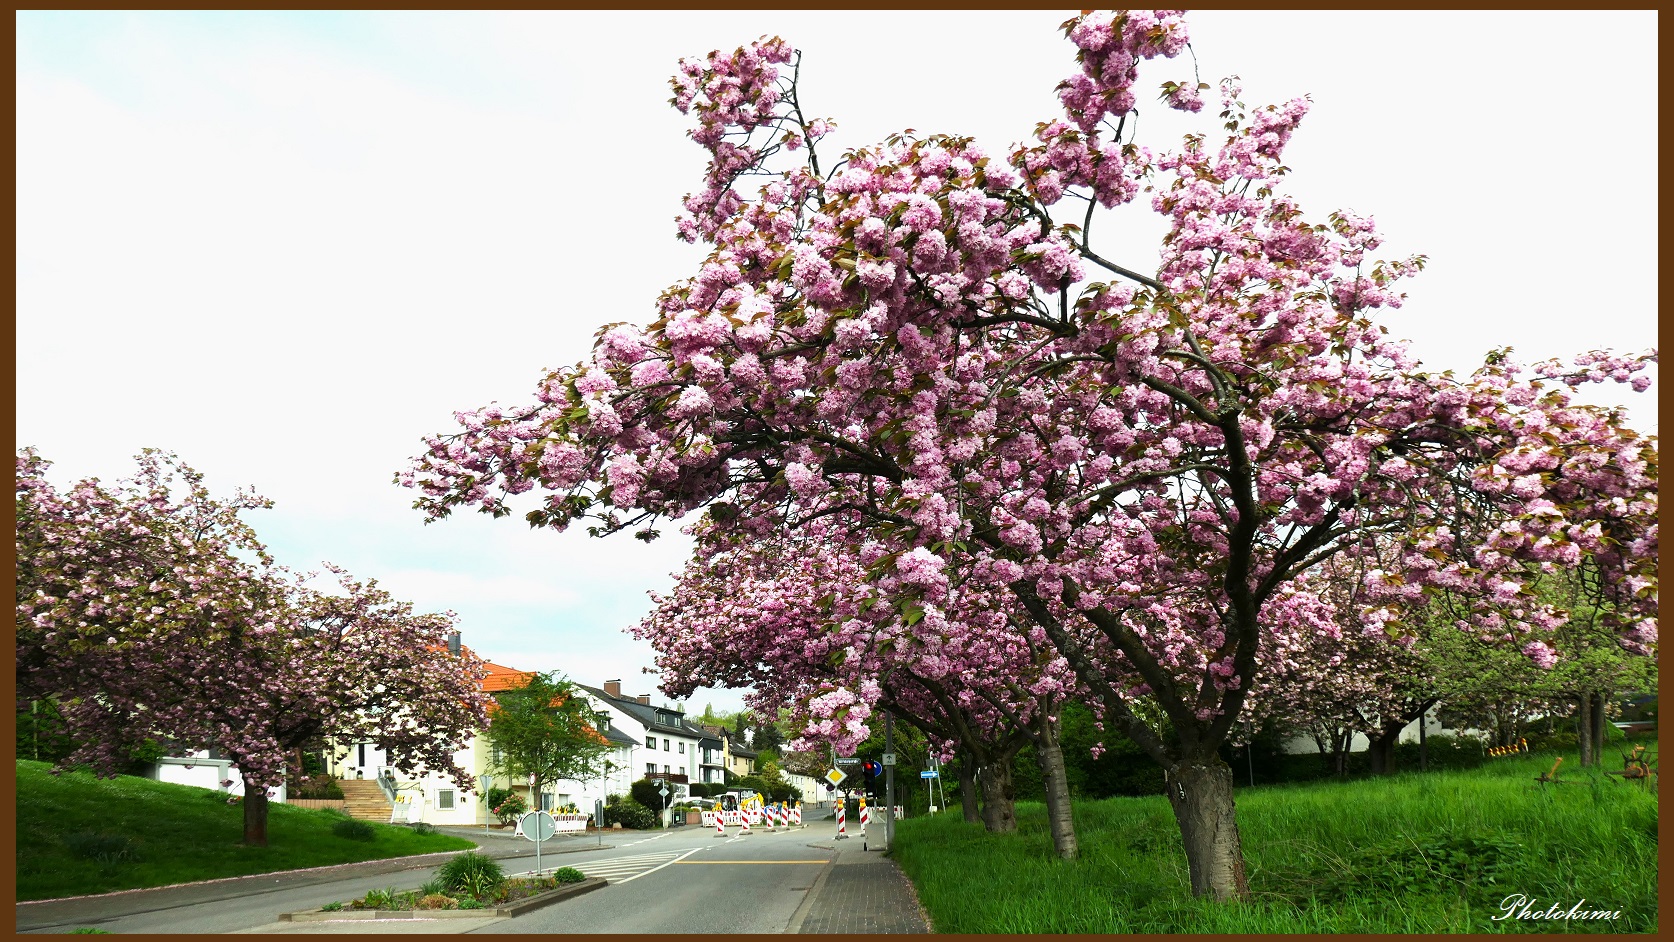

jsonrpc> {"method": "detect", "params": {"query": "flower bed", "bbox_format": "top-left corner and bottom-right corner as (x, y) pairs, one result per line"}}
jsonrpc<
(284, 870), (605, 922)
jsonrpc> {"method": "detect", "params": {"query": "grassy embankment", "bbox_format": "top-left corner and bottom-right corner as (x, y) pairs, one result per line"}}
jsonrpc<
(16, 759), (476, 901)
(893, 749), (1658, 933)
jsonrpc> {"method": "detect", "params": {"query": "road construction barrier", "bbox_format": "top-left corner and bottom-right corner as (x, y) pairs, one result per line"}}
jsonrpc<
(859, 797), (869, 836)
(739, 805), (751, 836)
(835, 800), (847, 839)
(794, 802), (803, 827)
(715, 803), (726, 837)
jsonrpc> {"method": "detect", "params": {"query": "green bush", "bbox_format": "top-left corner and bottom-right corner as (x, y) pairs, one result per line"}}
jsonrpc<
(331, 819), (377, 842)
(64, 832), (139, 865)
(292, 774), (345, 800)
(630, 778), (670, 812)
(553, 866), (586, 884)
(489, 792), (527, 825)
(409, 822), (437, 836)
(438, 851), (504, 897)
(603, 798), (657, 830)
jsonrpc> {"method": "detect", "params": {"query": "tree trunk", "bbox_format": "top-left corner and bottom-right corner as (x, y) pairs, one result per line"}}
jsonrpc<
(1576, 695), (1596, 767)
(978, 759), (1017, 833)
(1034, 719), (1078, 860)
(1367, 720), (1403, 776)
(1331, 728), (1351, 777)
(1590, 691), (1608, 766)
(958, 757), (980, 824)
(1164, 759), (1249, 901)
(242, 780), (269, 847)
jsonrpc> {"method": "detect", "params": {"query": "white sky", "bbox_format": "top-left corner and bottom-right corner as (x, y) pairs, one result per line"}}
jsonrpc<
(16, 11), (1658, 715)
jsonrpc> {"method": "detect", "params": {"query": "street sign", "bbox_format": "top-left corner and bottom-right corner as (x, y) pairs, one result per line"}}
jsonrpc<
(823, 767), (847, 787)
(920, 770), (938, 778)
(881, 753), (896, 766)
(835, 757), (860, 765)
(520, 810), (557, 842)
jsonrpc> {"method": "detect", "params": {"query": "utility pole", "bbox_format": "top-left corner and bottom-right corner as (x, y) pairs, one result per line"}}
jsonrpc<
(883, 710), (895, 852)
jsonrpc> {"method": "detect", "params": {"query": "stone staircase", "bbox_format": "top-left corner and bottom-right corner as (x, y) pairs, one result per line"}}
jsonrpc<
(337, 778), (394, 822)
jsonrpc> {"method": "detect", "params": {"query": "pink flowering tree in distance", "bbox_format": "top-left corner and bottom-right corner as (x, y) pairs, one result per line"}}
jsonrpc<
(17, 449), (492, 847)
(632, 516), (1085, 854)
(405, 12), (1657, 899)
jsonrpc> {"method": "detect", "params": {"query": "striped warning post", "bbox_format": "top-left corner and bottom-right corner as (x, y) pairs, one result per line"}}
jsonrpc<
(834, 798), (847, 839)
(794, 802), (803, 827)
(859, 796), (869, 837)
(714, 803), (725, 837)
(771, 803), (782, 831)
(739, 805), (751, 836)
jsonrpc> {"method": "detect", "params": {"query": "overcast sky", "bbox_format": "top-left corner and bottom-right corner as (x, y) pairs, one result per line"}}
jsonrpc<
(16, 11), (1658, 715)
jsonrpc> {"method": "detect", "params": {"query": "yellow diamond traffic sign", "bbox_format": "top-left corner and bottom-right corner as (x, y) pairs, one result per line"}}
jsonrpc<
(824, 767), (847, 787)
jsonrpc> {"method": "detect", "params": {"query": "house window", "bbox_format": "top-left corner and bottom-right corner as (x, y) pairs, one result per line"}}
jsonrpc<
(596, 712), (610, 732)
(491, 745), (504, 765)
(663, 738), (670, 751)
(646, 735), (655, 750)
(647, 763), (656, 775)
(663, 765), (670, 774)
(438, 789), (455, 810)
(679, 742), (685, 755)
(541, 793), (554, 811)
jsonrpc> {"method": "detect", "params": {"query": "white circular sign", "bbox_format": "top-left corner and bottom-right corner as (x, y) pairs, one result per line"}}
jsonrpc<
(520, 810), (557, 842)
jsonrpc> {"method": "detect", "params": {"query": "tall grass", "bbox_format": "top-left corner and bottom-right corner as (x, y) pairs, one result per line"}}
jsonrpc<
(16, 760), (475, 900)
(893, 750), (1657, 933)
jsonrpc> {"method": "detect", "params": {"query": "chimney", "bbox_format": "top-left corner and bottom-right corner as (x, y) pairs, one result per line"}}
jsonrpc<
(637, 694), (651, 705)
(446, 631), (460, 656)
(604, 679), (621, 698)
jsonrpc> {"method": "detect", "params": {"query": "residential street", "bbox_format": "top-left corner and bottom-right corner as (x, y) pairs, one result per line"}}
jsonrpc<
(16, 818), (928, 934)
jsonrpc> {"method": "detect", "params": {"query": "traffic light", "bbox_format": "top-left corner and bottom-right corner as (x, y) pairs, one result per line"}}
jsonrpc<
(862, 760), (883, 777)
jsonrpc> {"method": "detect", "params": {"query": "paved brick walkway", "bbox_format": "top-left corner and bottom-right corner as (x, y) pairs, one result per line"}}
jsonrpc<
(795, 839), (930, 934)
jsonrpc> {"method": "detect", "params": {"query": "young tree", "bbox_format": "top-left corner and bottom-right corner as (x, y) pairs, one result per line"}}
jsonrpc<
(484, 671), (613, 809)
(17, 449), (492, 846)
(404, 13), (1656, 899)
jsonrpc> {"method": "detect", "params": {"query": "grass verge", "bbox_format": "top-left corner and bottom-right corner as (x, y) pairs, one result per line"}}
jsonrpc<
(16, 759), (475, 901)
(893, 750), (1657, 933)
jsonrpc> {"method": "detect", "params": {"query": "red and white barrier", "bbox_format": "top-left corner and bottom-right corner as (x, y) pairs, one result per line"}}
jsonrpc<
(739, 807), (751, 836)
(835, 799), (847, 839)
(794, 802), (803, 827)
(859, 798), (870, 836)
(715, 808), (726, 837)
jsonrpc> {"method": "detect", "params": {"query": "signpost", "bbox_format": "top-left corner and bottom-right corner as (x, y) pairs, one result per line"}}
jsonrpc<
(520, 810), (557, 876)
(881, 753), (896, 766)
(835, 756), (860, 766)
(920, 769), (938, 778)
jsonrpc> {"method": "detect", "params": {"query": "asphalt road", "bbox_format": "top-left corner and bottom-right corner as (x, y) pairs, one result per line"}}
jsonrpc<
(19, 824), (837, 934)
(473, 826), (835, 934)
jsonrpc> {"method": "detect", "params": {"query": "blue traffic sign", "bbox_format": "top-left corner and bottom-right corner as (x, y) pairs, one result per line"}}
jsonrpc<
(920, 770), (938, 778)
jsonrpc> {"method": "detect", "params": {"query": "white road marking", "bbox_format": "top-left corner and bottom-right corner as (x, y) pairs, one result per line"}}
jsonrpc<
(613, 847), (703, 884)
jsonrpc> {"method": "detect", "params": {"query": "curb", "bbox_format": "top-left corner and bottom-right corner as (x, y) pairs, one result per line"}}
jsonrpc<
(278, 878), (607, 921)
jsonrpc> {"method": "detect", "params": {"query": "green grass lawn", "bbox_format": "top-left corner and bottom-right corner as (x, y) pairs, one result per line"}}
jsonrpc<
(893, 750), (1658, 933)
(16, 760), (476, 901)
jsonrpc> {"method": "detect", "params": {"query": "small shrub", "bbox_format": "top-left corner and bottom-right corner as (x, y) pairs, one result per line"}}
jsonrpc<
(64, 832), (139, 865)
(292, 774), (345, 800)
(332, 819), (377, 842)
(602, 798), (656, 830)
(553, 867), (586, 884)
(438, 851), (505, 896)
(421, 878), (449, 896)
(417, 893), (458, 910)
(320, 901), (343, 912)
(457, 897), (483, 910)
(409, 822), (437, 836)
(359, 887), (398, 909)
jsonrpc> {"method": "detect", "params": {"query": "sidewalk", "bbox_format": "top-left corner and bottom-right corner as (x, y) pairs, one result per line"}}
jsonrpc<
(16, 833), (614, 933)
(791, 829), (931, 934)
